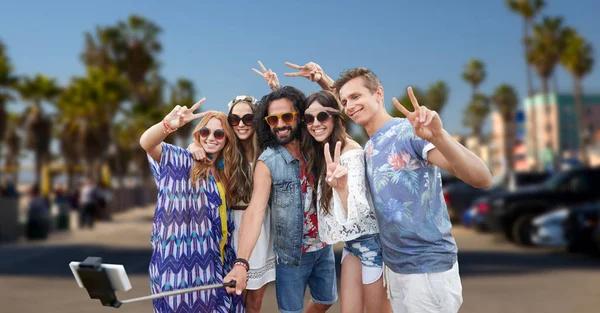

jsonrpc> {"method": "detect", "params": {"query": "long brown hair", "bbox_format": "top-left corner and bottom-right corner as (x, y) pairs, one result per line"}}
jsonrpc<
(226, 99), (262, 204)
(190, 112), (237, 204)
(301, 90), (349, 215)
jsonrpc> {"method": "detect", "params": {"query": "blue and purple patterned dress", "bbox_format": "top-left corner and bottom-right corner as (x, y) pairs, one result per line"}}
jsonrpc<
(147, 143), (244, 313)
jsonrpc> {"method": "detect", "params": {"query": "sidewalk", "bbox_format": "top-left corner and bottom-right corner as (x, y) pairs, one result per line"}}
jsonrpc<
(0, 204), (341, 313)
(1, 204), (156, 248)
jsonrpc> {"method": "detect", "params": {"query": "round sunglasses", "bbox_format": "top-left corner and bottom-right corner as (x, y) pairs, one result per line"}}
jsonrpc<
(303, 111), (339, 125)
(264, 112), (298, 127)
(197, 127), (226, 140)
(228, 113), (254, 127)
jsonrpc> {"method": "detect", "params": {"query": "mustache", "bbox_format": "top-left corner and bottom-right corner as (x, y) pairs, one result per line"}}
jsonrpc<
(274, 126), (292, 133)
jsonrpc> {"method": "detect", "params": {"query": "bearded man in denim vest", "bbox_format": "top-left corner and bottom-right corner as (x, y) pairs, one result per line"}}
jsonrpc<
(225, 86), (338, 313)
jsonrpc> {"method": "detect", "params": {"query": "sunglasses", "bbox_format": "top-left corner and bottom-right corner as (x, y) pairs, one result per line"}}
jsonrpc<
(198, 127), (226, 140)
(303, 111), (339, 125)
(264, 112), (298, 127)
(228, 114), (254, 127)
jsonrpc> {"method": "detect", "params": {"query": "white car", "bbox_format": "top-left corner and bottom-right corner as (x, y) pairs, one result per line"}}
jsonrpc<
(530, 208), (569, 247)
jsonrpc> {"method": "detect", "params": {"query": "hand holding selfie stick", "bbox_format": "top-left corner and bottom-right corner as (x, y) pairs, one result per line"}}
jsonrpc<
(70, 256), (236, 308)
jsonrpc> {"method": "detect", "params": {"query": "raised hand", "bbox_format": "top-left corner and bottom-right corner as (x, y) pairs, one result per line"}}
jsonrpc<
(393, 87), (444, 141)
(324, 141), (348, 190)
(252, 61), (280, 90)
(164, 98), (209, 130)
(284, 61), (323, 82)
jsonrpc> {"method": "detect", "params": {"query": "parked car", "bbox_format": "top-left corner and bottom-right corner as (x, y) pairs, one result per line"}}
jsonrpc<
(484, 167), (600, 246)
(593, 220), (600, 252)
(530, 208), (569, 247)
(456, 172), (550, 227)
(563, 201), (600, 254)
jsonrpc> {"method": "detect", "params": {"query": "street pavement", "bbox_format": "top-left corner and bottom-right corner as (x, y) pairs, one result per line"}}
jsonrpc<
(1, 206), (599, 313)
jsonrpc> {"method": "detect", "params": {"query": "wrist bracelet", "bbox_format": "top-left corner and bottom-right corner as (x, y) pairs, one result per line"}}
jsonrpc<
(234, 261), (249, 272)
(233, 258), (250, 272)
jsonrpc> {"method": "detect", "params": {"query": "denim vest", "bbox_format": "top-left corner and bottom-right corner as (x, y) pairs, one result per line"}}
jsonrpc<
(258, 145), (304, 266)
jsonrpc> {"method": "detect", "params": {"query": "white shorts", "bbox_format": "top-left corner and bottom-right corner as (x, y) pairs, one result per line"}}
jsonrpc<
(383, 261), (463, 313)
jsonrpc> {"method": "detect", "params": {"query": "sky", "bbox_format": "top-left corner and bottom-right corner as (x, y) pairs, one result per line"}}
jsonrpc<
(1, 0), (599, 139)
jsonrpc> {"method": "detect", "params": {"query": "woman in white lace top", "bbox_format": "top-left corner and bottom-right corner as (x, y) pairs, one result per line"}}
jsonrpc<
(301, 90), (391, 313)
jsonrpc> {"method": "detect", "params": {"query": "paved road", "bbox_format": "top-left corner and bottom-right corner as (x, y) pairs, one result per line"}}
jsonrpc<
(1, 206), (599, 313)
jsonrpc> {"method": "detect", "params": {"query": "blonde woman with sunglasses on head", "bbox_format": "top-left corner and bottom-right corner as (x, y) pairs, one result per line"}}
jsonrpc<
(188, 94), (276, 313)
(140, 100), (244, 313)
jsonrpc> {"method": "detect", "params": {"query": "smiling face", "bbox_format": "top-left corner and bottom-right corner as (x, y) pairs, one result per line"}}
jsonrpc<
(338, 76), (384, 126)
(267, 98), (299, 145)
(229, 101), (254, 141)
(305, 101), (336, 143)
(198, 117), (227, 157)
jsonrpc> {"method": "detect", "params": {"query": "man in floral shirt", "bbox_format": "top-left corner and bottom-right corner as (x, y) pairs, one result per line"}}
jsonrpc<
(333, 68), (492, 313)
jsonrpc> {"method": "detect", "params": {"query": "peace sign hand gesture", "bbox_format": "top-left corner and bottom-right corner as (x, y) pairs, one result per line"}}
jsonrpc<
(393, 87), (444, 142)
(164, 98), (210, 130)
(324, 141), (348, 190)
(252, 61), (280, 90)
(284, 61), (323, 82)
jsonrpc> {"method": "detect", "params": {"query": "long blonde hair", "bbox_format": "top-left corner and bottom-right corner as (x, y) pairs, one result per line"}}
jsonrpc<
(190, 112), (237, 204)
(227, 100), (262, 204)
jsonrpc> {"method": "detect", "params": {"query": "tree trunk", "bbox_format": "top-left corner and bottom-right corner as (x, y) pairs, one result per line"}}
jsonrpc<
(524, 18), (534, 97)
(34, 150), (42, 184)
(523, 17), (538, 171)
(541, 78), (555, 171)
(503, 114), (516, 188)
(573, 77), (589, 166)
(66, 165), (74, 191)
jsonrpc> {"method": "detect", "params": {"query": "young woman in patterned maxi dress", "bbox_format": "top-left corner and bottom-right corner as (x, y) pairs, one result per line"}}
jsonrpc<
(187, 94), (276, 313)
(140, 101), (245, 313)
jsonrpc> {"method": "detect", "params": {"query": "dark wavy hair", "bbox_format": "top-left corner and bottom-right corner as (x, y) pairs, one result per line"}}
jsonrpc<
(301, 90), (349, 215)
(226, 99), (261, 205)
(254, 86), (308, 149)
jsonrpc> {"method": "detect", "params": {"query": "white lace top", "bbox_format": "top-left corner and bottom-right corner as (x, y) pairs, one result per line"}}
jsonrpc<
(317, 149), (379, 244)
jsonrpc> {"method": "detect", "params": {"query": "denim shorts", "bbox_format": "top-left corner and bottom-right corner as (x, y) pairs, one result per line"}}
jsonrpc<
(275, 245), (338, 313)
(342, 234), (383, 284)
(343, 233), (383, 268)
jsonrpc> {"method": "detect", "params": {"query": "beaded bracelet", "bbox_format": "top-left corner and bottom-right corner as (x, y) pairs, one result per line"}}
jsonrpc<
(233, 258), (249, 272)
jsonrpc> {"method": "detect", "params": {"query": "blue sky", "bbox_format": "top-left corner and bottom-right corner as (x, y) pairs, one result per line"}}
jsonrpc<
(2, 0), (599, 136)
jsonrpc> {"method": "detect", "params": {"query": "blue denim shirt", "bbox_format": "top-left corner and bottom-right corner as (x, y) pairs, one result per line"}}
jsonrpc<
(258, 145), (305, 266)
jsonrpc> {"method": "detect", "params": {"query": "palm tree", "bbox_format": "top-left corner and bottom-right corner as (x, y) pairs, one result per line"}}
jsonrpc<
(560, 29), (594, 166)
(462, 93), (490, 139)
(462, 59), (486, 98)
(492, 84), (519, 177)
(3, 115), (21, 184)
(82, 15), (162, 111)
(505, 0), (546, 96)
(15, 74), (61, 183)
(527, 16), (569, 168)
(56, 67), (128, 180)
(0, 40), (18, 159)
(426, 81), (449, 113)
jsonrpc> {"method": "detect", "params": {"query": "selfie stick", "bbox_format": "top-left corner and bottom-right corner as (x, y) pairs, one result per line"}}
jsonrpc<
(71, 256), (236, 308)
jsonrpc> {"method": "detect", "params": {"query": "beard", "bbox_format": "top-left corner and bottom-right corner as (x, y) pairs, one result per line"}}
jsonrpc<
(272, 125), (298, 145)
